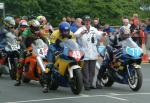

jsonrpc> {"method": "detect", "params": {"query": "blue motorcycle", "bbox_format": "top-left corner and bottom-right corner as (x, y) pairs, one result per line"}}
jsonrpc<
(97, 44), (143, 91)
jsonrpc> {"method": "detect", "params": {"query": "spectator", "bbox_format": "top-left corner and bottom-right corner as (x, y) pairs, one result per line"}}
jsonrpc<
(130, 14), (140, 46)
(71, 17), (75, 25)
(103, 24), (115, 35)
(132, 14), (139, 27)
(70, 18), (82, 33)
(145, 18), (150, 50)
(66, 16), (71, 24)
(74, 15), (104, 90)
(93, 18), (102, 31)
(139, 23), (147, 47)
(14, 17), (20, 29)
(122, 18), (131, 29)
(145, 18), (150, 34)
(62, 17), (66, 22)
(22, 16), (28, 21)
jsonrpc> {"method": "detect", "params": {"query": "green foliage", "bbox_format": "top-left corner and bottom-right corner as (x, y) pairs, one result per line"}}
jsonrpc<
(0, 0), (149, 26)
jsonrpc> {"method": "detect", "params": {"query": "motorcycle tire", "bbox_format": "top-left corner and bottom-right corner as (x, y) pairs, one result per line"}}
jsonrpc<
(101, 72), (114, 87)
(70, 69), (83, 95)
(22, 76), (31, 83)
(128, 68), (143, 91)
(49, 72), (59, 90)
(9, 63), (16, 80)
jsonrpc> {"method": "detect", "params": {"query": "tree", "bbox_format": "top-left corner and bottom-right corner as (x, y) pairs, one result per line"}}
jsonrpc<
(0, 0), (149, 26)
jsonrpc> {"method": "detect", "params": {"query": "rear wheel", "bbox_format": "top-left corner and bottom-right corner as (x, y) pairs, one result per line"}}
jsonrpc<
(22, 63), (31, 83)
(22, 76), (31, 83)
(128, 67), (143, 91)
(70, 69), (83, 95)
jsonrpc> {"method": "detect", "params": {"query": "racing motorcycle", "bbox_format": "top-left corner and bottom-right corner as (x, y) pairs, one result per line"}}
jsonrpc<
(22, 38), (49, 85)
(0, 36), (20, 80)
(97, 38), (143, 91)
(48, 39), (84, 95)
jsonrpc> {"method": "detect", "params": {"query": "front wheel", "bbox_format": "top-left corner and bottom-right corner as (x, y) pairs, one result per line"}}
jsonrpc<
(70, 69), (83, 95)
(49, 72), (59, 90)
(8, 62), (16, 80)
(101, 70), (114, 87)
(128, 67), (143, 91)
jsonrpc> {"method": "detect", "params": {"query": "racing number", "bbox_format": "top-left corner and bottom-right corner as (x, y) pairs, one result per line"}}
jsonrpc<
(72, 51), (81, 59)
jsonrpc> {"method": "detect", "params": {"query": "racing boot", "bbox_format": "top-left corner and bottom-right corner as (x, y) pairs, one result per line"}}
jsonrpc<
(42, 79), (49, 93)
(14, 72), (22, 86)
(42, 72), (50, 93)
(14, 61), (24, 86)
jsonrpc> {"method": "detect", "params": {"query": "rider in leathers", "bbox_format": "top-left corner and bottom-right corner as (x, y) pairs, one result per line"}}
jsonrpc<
(96, 26), (140, 88)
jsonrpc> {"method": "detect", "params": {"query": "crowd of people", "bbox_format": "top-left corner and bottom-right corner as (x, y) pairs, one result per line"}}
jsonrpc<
(0, 13), (150, 93)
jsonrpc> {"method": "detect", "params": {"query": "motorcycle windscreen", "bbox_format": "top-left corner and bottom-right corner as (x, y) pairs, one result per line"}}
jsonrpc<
(119, 37), (142, 58)
(32, 39), (48, 58)
(4, 33), (20, 51)
(125, 46), (142, 58)
(60, 39), (80, 56)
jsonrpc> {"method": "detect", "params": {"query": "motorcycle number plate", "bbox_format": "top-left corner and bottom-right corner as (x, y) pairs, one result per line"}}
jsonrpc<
(37, 47), (48, 57)
(11, 45), (20, 50)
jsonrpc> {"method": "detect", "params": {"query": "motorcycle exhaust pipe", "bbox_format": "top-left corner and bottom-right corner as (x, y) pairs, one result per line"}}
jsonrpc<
(36, 56), (46, 73)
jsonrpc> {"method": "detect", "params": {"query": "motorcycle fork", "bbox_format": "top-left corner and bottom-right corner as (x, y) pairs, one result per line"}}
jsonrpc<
(126, 65), (133, 80)
(36, 56), (46, 73)
(7, 57), (12, 70)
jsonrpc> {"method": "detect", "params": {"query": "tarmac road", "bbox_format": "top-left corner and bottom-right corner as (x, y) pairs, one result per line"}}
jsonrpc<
(0, 64), (150, 103)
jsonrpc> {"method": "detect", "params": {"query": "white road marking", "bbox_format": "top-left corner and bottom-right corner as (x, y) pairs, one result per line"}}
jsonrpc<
(104, 95), (128, 101)
(5, 96), (89, 103)
(111, 92), (150, 96)
(5, 92), (150, 103)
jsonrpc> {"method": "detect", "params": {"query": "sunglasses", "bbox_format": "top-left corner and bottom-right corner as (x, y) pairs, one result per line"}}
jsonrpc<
(21, 25), (28, 28)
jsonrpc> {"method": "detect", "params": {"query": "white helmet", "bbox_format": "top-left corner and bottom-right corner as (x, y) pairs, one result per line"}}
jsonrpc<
(4, 16), (15, 28)
(30, 19), (40, 27)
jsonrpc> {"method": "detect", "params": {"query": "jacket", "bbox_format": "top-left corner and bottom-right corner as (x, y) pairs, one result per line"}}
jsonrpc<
(50, 30), (76, 44)
(74, 26), (103, 60)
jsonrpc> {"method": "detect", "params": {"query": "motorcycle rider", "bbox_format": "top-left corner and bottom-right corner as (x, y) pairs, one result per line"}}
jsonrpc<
(36, 16), (54, 38)
(45, 21), (76, 93)
(96, 26), (139, 88)
(14, 19), (49, 87)
(0, 16), (16, 46)
(0, 16), (17, 77)
(18, 20), (29, 36)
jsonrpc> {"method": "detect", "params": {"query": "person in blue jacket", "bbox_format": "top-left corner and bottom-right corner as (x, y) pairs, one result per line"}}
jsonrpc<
(103, 24), (116, 34)
(70, 18), (82, 33)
